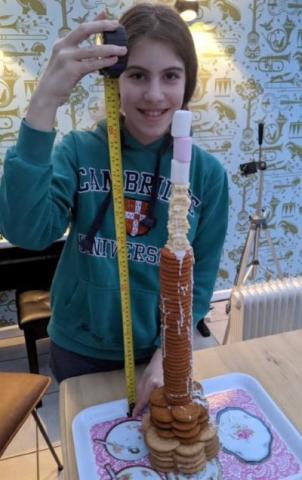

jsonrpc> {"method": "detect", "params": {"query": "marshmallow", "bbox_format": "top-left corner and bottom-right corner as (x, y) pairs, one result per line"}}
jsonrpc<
(171, 159), (190, 184)
(171, 110), (193, 138)
(173, 137), (192, 164)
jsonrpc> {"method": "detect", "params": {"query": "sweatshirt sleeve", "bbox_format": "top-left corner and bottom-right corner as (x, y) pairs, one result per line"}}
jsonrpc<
(0, 119), (78, 250)
(192, 160), (229, 326)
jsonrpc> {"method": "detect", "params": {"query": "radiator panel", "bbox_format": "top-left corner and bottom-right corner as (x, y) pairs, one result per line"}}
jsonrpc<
(228, 277), (302, 343)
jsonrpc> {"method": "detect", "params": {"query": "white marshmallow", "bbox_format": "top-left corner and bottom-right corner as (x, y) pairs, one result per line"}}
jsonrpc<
(171, 159), (190, 184)
(171, 110), (193, 138)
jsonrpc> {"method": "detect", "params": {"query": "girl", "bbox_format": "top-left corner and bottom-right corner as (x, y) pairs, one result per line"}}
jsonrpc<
(0, 3), (228, 415)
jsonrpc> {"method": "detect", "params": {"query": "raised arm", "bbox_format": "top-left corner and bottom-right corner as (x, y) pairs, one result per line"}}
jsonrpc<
(26, 12), (127, 131)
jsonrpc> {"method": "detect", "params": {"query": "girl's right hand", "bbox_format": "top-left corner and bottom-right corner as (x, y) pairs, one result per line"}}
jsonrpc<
(26, 12), (127, 130)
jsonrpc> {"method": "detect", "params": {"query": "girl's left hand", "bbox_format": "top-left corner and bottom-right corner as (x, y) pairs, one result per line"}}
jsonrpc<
(133, 348), (163, 416)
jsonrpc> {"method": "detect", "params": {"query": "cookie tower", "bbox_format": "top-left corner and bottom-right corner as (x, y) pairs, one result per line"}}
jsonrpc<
(143, 111), (220, 476)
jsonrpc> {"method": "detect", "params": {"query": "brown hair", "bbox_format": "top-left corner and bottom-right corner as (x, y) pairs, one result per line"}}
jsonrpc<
(120, 2), (197, 107)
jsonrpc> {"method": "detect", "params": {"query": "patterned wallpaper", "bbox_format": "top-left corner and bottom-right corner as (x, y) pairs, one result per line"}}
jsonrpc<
(0, 0), (301, 291)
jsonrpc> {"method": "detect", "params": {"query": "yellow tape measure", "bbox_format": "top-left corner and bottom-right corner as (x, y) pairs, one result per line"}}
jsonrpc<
(104, 77), (136, 414)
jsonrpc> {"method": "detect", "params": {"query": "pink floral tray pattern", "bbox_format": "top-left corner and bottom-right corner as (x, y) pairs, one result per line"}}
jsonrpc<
(73, 374), (302, 480)
(209, 388), (301, 479)
(87, 388), (301, 480)
(91, 418), (165, 479)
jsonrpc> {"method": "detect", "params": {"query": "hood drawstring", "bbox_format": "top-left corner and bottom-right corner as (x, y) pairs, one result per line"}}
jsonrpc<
(141, 133), (172, 229)
(81, 131), (172, 252)
(80, 191), (111, 251)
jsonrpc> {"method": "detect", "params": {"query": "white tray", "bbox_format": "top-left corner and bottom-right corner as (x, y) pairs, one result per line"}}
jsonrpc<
(72, 372), (302, 480)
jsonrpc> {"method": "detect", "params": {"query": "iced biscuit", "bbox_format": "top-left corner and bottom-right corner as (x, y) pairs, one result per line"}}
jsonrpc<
(145, 425), (180, 453)
(149, 386), (168, 407)
(171, 403), (201, 423)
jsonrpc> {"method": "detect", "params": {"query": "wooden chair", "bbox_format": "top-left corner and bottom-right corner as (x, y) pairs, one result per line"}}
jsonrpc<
(0, 372), (63, 478)
(16, 290), (51, 374)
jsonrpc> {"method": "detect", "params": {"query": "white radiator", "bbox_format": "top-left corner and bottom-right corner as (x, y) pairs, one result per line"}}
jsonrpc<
(227, 276), (302, 343)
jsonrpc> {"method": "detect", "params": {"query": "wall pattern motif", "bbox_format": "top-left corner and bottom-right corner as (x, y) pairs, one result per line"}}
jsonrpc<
(0, 0), (301, 290)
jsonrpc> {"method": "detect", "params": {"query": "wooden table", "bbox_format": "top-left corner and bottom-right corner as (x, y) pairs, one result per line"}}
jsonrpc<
(59, 329), (302, 480)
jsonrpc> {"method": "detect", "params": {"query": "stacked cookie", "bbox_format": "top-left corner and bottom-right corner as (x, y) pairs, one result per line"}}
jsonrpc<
(142, 110), (220, 475)
(160, 246), (193, 406)
(143, 245), (220, 473)
(143, 392), (219, 474)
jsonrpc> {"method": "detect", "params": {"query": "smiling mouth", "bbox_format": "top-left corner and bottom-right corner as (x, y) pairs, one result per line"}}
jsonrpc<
(138, 109), (168, 118)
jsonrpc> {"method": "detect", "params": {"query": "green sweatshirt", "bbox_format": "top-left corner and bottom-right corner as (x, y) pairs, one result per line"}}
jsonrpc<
(0, 119), (228, 360)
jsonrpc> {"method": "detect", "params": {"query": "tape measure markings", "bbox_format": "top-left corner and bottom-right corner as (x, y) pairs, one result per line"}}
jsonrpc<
(104, 77), (136, 410)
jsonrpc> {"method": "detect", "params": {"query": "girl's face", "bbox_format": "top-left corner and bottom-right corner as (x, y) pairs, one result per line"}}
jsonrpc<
(119, 37), (186, 145)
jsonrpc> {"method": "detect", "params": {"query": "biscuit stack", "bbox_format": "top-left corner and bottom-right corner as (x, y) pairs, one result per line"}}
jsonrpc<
(142, 111), (220, 475)
(143, 412), (219, 475)
(160, 245), (193, 406)
(143, 243), (220, 474)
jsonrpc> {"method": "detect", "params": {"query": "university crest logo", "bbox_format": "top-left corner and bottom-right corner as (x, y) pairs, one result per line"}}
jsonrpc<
(125, 197), (150, 237)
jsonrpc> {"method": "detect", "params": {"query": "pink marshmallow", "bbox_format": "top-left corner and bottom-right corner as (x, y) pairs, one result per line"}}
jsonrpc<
(173, 137), (192, 163)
